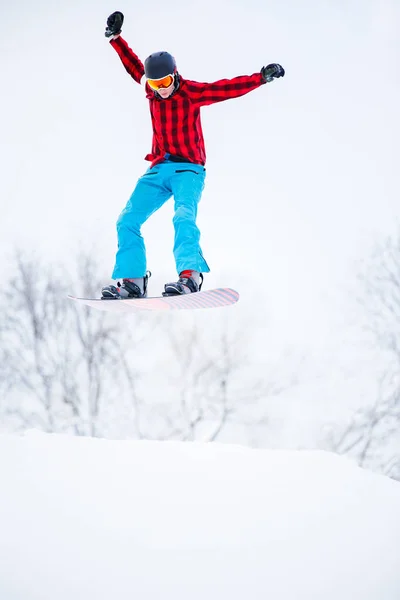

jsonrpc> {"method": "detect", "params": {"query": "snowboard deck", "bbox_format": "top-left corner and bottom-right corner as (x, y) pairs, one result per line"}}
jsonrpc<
(68, 288), (239, 313)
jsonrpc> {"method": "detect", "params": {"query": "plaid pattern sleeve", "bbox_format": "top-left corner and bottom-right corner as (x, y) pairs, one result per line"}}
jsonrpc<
(185, 73), (266, 106)
(109, 36), (145, 84)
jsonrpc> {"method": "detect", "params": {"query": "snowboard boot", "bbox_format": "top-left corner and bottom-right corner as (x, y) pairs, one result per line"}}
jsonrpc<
(101, 271), (151, 299)
(163, 270), (203, 296)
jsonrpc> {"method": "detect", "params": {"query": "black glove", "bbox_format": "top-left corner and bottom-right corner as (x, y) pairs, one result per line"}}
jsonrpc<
(261, 63), (285, 82)
(105, 11), (124, 38)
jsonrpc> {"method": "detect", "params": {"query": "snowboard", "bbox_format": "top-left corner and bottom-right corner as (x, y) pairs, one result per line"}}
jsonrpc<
(68, 288), (239, 313)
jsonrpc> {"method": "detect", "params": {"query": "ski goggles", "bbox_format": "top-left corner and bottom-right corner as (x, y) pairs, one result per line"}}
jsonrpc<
(147, 73), (175, 90)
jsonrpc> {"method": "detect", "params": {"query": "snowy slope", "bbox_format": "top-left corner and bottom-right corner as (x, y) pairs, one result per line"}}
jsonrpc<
(0, 431), (399, 600)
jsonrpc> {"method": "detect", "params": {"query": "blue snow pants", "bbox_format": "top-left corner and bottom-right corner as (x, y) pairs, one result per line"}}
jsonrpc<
(112, 160), (210, 279)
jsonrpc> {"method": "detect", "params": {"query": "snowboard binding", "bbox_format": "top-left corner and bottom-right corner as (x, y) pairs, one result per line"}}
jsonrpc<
(101, 271), (151, 299)
(163, 273), (203, 297)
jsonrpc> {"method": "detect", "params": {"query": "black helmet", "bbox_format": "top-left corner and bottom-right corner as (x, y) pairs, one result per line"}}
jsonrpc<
(144, 51), (177, 79)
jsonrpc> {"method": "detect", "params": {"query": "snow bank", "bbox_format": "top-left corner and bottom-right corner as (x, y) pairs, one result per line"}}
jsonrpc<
(0, 431), (399, 600)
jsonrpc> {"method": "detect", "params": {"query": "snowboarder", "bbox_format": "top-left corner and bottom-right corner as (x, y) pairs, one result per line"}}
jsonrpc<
(101, 11), (285, 299)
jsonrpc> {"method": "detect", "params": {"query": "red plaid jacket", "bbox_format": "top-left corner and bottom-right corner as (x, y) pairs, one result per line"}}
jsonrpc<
(110, 37), (266, 167)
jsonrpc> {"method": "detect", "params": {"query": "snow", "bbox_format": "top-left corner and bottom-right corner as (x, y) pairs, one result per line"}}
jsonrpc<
(0, 431), (399, 600)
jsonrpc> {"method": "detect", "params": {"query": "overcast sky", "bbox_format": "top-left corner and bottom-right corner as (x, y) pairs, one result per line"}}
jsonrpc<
(1, 0), (399, 411)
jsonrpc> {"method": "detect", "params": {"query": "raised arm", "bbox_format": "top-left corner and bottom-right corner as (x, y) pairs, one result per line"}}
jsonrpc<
(110, 36), (145, 84)
(105, 12), (144, 85)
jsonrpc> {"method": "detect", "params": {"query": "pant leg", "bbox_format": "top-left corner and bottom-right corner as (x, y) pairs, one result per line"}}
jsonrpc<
(169, 165), (210, 275)
(112, 168), (171, 279)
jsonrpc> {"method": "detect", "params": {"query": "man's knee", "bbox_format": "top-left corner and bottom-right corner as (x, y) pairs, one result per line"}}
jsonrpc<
(173, 204), (196, 223)
(117, 204), (149, 231)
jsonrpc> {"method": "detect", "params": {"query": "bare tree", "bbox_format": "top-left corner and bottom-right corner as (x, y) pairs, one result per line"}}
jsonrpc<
(326, 376), (400, 478)
(0, 250), (144, 436)
(325, 233), (400, 480)
(136, 311), (298, 443)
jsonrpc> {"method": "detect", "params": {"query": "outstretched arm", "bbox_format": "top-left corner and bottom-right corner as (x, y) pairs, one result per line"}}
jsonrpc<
(185, 74), (266, 106)
(185, 64), (285, 106)
(105, 12), (144, 85)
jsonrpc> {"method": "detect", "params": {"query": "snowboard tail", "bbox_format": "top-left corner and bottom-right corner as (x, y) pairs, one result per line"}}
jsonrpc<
(68, 288), (239, 313)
